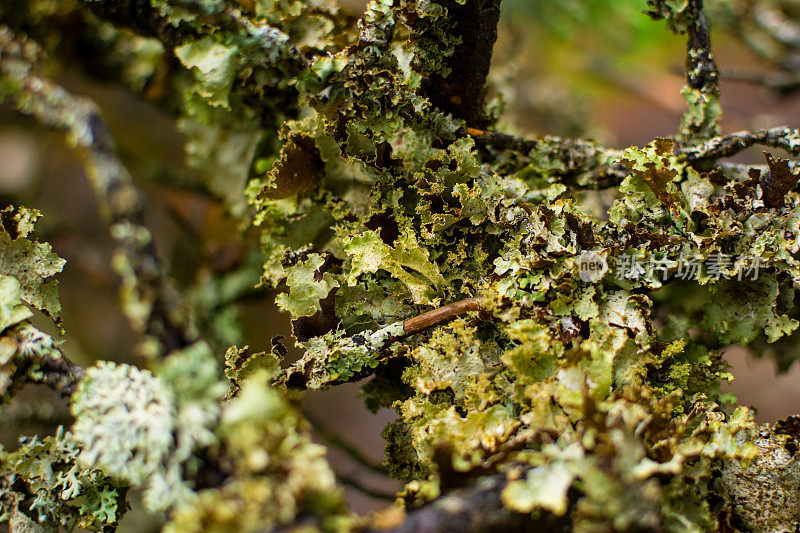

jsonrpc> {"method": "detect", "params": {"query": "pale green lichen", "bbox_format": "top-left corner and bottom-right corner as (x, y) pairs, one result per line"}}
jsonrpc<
(0, 275), (32, 333)
(0, 206), (65, 322)
(167, 369), (347, 532)
(0, 427), (125, 532)
(71, 343), (228, 513)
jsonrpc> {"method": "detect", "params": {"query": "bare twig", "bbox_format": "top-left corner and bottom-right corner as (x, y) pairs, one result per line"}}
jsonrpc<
(283, 296), (489, 390)
(710, 1), (800, 95)
(402, 297), (483, 338)
(720, 67), (800, 93)
(305, 411), (388, 475)
(338, 474), (396, 502)
(753, 4), (800, 49)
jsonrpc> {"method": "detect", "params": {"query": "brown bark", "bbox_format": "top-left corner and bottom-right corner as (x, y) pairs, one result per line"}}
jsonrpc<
(423, 0), (503, 127)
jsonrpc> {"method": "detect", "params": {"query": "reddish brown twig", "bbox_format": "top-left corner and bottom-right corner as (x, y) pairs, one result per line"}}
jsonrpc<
(401, 297), (483, 338)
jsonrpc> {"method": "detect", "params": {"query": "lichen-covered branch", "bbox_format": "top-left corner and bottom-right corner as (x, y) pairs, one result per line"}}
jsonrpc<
(469, 124), (800, 189)
(647, 0), (721, 140)
(21, 350), (85, 399)
(1, 321), (86, 400)
(372, 472), (557, 533)
(419, 0), (503, 127)
(79, 0), (310, 72)
(78, 0), (196, 48)
(0, 26), (196, 356)
(467, 127), (628, 188)
(685, 3), (720, 98)
(6, 1), (800, 532)
(681, 126), (800, 162)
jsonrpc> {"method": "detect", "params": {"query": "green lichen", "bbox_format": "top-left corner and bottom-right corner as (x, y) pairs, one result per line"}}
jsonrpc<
(0, 427), (126, 532)
(168, 369), (347, 532)
(0, 206), (65, 322)
(3, 0), (800, 531)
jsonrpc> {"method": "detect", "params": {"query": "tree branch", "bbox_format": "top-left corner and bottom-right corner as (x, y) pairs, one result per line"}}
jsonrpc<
(2, 325), (86, 400)
(79, 0), (195, 48)
(0, 26), (197, 356)
(466, 128), (628, 189)
(305, 411), (388, 475)
(470, 125), (800, 181)
(24, 355), (85, 399)
(423, 0), (503, 127)
(682, 0), (721, 140)
(685, 2), (719, 98)
(369, 472), (563, 533)
(752, 3), (800, 49)
(703, 1), (800, 95)
(680, 126), (800, 162)
(338, 474), (396, 502)
(721, 67), (800, 93)
(79, 0), (309, 73)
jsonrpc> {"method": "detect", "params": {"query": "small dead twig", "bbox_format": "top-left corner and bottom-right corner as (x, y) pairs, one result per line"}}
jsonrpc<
(401, 297), (483, 338)
(283, 296), (489, 390)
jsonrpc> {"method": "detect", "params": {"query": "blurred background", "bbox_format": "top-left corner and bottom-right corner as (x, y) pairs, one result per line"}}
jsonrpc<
(2, 0), (800, 529)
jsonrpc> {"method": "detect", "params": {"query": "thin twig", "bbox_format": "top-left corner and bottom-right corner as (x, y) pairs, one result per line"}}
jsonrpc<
(338, 474), (397, 501)
(372, 296), (487, 352)
(753, 4), (800, 48)
(283, 296), (489, 390)
(401, 297), (483, 338)
(305, 411), (387, 475)
(720, 67), (800, 93)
